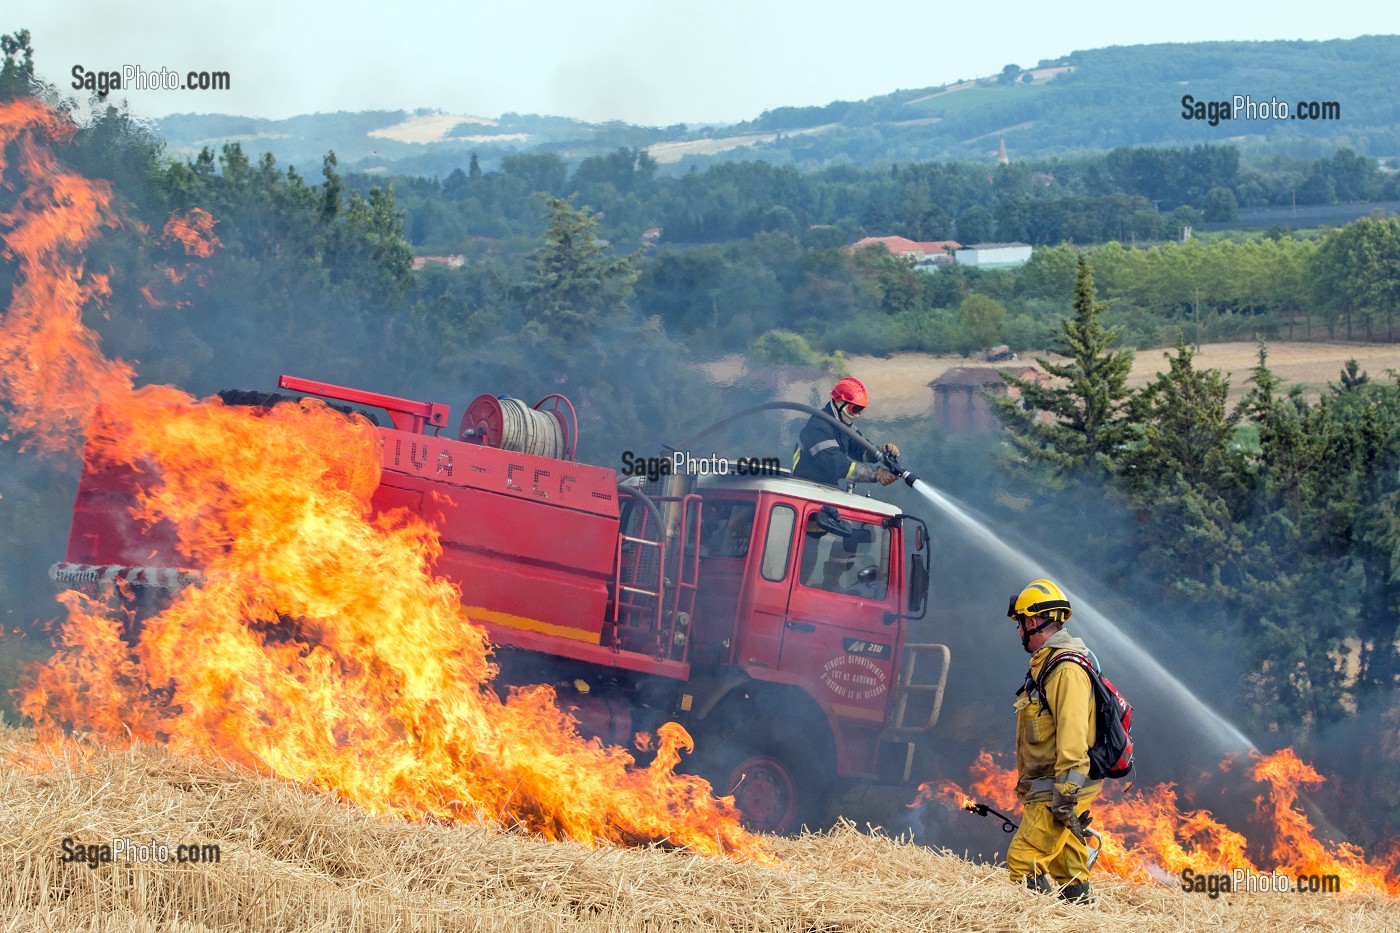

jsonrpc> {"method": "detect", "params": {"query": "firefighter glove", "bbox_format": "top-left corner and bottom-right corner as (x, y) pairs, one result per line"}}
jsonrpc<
(880, 443), (901, 459)
(876, 468), (898, 486)
(1051, 781), (1085, 844)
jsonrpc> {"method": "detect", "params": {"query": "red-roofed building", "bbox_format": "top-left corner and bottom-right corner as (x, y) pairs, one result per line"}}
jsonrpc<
(411, 255), (466, 271)
(850, 236), (961, 270)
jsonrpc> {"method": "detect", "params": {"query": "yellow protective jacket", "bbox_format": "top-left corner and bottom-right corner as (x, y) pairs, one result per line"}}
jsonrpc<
(1014, 628), (1102, 803)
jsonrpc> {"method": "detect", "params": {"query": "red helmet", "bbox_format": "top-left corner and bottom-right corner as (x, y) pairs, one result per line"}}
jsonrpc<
(831, 377), (869, 408)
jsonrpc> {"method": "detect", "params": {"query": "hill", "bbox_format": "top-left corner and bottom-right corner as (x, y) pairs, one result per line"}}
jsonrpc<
(5, 725), (1398, 931)
(150, 36), (1400, 177)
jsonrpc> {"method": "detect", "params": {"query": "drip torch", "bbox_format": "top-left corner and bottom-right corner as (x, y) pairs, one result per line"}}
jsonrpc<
(962, 799), (1104, 870)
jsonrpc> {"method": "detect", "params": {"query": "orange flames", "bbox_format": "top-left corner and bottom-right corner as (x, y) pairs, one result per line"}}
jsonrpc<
(0, 100), (772, 862)
(915, 748), (1400, 895)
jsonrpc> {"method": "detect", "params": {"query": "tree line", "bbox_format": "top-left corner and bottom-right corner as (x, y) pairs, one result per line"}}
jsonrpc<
(388, 142), (1397, 257)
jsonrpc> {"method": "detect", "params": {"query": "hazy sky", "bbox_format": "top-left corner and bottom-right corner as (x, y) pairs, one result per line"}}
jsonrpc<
(12, 1), (1395, 125)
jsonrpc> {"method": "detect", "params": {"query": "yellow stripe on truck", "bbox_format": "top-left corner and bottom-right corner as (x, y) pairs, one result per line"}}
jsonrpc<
(464, 605), (601, 644)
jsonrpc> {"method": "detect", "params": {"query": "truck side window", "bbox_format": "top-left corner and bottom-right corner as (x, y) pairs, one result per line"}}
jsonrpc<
(760, 505), (796, 582)
(700, 500), (756, 559)
(798, 518), (889, 599)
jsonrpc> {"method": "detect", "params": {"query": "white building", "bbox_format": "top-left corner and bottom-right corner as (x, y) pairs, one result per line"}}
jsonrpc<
(954, 242), (1033, 269)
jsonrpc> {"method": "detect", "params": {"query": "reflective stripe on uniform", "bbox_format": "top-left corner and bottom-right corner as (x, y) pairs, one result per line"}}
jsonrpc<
(809, 438), (840, 455)
(1027, 776), (1055, 794)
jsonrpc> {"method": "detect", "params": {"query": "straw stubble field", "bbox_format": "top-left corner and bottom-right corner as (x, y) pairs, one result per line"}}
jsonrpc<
(3, 726), (1397, 932)
(843, 341), (1400, 420)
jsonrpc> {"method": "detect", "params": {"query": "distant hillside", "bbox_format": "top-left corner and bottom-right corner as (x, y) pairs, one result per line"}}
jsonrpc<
(152, 36), (1400, 176)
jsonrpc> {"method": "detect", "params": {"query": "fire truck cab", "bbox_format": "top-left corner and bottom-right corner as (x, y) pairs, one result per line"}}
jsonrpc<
(629, 472), (947, 832)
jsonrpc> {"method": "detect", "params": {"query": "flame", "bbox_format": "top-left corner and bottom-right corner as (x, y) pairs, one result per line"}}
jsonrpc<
(162, 208), (220, 258)
(1249, 748), (1396, 895)
(909, 751), (1018, 813)
(0, 98), (129, 453)
(915, 747), (1399, 894)
(1, 100), (773, 863)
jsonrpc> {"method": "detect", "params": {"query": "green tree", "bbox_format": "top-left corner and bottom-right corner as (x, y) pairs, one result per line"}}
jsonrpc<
(1202, 186), (1238, 222)
(1121, 342), (1241, 494)
(515, 196), (639, 342)
(956, 206), (995, 244)
(993, 255), (1135, 476)
(0, 29), (34, 100)
(956, 293), (1006, 351)
(1311, 216), (1400, 340)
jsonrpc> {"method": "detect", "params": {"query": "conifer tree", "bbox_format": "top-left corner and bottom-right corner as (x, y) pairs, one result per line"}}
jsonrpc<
(1120, 341), (1240, 494)
(993, 254), (1135, 476)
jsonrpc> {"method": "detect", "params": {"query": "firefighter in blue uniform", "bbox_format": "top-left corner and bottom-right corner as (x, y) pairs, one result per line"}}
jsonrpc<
(792, 377), (899, 488)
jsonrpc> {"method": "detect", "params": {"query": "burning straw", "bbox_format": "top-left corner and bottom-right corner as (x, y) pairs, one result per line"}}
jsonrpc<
(4, 724), (1398, 932)
(914, 748), (1400, 897)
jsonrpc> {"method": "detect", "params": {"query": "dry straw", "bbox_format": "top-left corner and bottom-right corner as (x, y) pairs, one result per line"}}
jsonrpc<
(2, 725), (1395, 932)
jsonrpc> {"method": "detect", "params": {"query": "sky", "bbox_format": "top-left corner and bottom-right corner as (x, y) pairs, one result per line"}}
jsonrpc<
(10, 1), (1396, 126)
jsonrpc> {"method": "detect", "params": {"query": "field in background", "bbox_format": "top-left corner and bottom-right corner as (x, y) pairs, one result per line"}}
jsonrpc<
(838, 341), (1400, 420)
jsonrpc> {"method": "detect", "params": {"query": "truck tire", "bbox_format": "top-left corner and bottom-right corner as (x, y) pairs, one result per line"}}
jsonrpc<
(708, 750), (805, 835)
(690, 715), (833, 836)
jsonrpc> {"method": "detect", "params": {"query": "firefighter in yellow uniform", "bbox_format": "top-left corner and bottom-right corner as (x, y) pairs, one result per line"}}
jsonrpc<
(1005, 579), (1099, 903)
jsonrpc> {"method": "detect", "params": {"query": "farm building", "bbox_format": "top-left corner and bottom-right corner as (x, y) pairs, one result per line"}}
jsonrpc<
(928, 365), (1049, 434)
(953, 242), (1033, 269)
(849, 236), (961, 270)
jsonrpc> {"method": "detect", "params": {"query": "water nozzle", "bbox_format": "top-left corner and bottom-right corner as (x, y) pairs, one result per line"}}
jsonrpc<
(881, 451), (918, 488)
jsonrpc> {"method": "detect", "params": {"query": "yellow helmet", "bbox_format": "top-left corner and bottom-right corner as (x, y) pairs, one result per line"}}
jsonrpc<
(1008, 579), (1072, 623)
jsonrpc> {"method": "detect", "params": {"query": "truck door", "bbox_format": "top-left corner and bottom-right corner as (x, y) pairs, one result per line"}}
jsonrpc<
(729, 501), (798, 672)
(779, 507), (898, 732)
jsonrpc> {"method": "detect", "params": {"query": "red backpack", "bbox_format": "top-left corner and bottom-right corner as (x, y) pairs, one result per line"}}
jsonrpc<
(1036, 649), (1135, 780)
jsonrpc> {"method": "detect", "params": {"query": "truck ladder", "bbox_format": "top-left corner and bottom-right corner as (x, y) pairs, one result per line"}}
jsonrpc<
(882, 642), (951, 782)
(609, 491), (701, 663)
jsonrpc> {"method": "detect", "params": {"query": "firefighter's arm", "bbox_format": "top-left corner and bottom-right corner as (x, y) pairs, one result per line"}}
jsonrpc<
(1044, 662), (1095, 782)
(1045, 663), (1095, 841)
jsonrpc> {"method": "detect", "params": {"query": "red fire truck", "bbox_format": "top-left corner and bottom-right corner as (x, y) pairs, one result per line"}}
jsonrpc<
(52, 376), (950, 834)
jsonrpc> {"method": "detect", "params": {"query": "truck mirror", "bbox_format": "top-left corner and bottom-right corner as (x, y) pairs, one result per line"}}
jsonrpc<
(909, 555), (929, 614)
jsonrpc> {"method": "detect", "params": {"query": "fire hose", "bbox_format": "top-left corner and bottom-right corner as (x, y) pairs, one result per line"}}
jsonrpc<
(671, 401), (920, 487)
(963, 799), (1105, 871)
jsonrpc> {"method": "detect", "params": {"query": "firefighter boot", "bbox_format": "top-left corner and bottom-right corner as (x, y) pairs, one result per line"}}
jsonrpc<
(1024, 875), (1054, 895)
(1059, 881), (1092, 904)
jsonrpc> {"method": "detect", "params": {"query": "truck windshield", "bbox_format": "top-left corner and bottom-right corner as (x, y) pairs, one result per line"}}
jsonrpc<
(797, 518), (889, 599)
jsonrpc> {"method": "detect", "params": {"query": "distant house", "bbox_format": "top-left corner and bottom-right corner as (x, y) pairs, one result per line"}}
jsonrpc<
(850, 236), (961, 271)
(953, 242), (1033, 269)
(928, 365), (1049, 434)
(411, 255), (465, 270)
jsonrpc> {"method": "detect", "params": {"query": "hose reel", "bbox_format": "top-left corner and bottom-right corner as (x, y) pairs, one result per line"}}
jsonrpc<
(459, 393), (577, 461)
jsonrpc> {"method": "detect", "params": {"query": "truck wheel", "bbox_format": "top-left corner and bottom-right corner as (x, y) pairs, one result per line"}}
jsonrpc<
(699, 734), (831, 836)
(711, 753), (801, 835)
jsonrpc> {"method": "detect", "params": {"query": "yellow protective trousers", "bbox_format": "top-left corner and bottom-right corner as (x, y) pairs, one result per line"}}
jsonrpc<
(1005, 795), (1095, 886)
